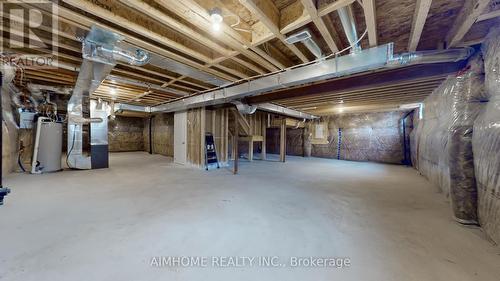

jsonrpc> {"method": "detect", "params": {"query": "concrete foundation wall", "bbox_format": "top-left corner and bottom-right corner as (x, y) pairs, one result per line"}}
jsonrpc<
(266, 128), (304, 157)
(108, 116), (144, 152)
(143, 113), (174, 157)
(266, 111), (406, 164)
(314, 112), (406, 164)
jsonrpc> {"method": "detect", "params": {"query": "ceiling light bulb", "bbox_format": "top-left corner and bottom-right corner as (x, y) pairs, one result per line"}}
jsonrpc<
(211, 13), (223, 24)
(210, 8), (223, 22)
(209, 7), (223, 32)
(110, 88), (117, 96)
(212, 22), (221, 32)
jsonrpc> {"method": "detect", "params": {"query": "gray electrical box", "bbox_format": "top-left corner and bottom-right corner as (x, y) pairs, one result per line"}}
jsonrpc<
(19, 110), (36, 129)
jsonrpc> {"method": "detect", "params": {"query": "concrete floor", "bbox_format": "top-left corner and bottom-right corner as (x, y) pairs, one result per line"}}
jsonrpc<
(1, 152), (499, 281)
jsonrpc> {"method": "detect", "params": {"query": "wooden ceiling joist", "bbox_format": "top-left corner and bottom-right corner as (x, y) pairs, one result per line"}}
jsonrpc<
(408, 0), (433, 51)
(245, 61), (464, 104)
(446, 0), (491, 47)
(239, 0), (310, 62)
(154, 0), (281, 71)
(277, 80), (444, 106)
(61, 0), (213, 64)
(317, 0), (357, 17)
(277, 86), (442, 108)
(300, 0), (339, 53)
(8, 0), (497, 110)
(118, 0), (237, 58)
(280, 88), (438, 108)
(23, 2), (238, 86)
(362, 0), (378, 47)
(230, 57), (266, 75)
(477, 9), (500, 22)
(279, 0), (355, 39)
(288, 91), (433, 110)
(52, 2), (238, 83)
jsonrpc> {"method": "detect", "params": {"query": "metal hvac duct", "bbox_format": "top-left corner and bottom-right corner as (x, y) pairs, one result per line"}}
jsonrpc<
(256, 103), (317, 119)
(387, 48), (474, 67)
(106, 75), (188, 96)
(151, 43), (473, 116)
(67, 26), (150, 169)
(27, 83), (73, 95)
(285, 30), (323, 59)
(232, 101), (257, 114)
(337, 5), (361, 53)
(148, 54), (229, 86)
(114, 103), (152, 113)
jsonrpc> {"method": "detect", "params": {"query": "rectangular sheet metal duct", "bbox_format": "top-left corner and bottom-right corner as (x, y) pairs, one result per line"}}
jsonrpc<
(147, 54), (229, 86)
(113, 102), (317, 120)
(152, 44), (393, 114)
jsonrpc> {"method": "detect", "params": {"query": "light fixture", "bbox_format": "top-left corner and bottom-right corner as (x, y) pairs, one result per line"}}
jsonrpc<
(110, 87), (117, 100)
(209, 7), (223, 32)
(300, 106), (318, 111)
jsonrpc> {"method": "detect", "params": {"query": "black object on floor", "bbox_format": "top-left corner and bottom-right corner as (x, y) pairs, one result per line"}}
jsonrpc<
(205, 133), (220, 170)
(0, 188), (11, 205)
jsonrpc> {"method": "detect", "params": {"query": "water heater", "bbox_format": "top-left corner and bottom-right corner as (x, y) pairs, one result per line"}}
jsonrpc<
(31, 117), (62, 173)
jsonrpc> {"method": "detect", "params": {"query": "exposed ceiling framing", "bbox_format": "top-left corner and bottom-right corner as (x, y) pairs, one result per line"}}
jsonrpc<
(2, 0), (498, 113)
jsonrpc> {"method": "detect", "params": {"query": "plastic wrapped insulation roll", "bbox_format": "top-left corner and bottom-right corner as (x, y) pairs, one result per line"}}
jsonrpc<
(472, 27), (500, 243)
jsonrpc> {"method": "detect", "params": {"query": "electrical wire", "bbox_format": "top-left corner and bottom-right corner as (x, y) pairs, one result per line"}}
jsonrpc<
(66, 125), (77, 169)
(17, 149), (26, 172)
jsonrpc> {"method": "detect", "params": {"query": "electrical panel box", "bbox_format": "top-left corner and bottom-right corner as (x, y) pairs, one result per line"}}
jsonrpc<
(19, 111), (36, 129)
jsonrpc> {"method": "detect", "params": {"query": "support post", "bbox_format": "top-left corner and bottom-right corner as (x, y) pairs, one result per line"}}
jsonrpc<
(148, 115), (153, 154)
(261, 114), (267, 160)
(224, 109), (229, 162)
(248, 139), (253, 161)
(303, 124), (312, 157)
(280, 117), (286, 162)
(233, 110), (239, 174)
